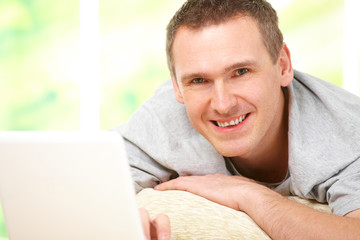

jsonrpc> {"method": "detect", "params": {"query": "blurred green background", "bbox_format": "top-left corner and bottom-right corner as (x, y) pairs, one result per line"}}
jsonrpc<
(0, 0), (355, 238)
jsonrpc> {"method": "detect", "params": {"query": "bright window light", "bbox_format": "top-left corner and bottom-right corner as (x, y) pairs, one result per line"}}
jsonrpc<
(343, 0), (360, 95)
(79, 0), (100, 131)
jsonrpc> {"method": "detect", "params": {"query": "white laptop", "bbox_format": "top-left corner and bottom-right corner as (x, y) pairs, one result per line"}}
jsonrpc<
(0, 131), (145, 240)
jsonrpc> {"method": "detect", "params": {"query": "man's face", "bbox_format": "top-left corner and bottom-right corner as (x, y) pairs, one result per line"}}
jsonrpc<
(171, 16), (293, 160)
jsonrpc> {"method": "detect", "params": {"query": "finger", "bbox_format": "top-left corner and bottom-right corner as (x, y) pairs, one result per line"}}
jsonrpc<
(150, 214), (171, 240)
(154, 176), (194, 191)
(154, 180), (175, 191)
(138, 208), (151, 240)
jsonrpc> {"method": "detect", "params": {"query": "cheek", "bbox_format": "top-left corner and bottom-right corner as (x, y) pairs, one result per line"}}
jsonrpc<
(256, 85), (283, 123)
(241, 78), (281, 120)
(182, 93), (207, 124)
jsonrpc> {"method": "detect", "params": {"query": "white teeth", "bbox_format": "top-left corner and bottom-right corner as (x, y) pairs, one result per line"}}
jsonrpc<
(216, 115), (246, 128)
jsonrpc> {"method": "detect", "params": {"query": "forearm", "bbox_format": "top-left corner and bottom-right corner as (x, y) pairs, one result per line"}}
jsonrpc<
(243, 189), (360, 240)
(155, 174), (360, 239)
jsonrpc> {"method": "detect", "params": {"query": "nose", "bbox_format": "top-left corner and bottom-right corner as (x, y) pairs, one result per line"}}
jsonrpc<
(210, 80), (237, 115)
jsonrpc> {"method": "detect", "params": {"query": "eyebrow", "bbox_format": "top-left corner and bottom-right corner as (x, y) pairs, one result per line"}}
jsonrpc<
(180, 60), (257, 83)
(180, 72), (209, 84)
(222, 60), (257, 74)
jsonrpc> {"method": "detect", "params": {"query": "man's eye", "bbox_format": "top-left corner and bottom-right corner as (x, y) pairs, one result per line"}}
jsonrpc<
(235, 68), (248, 76)
(191, 78), (204, 84)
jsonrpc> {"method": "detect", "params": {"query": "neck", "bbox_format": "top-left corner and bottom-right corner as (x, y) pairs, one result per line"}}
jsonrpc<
(231, 149), (288, 183)
(231, 87), (289, 183)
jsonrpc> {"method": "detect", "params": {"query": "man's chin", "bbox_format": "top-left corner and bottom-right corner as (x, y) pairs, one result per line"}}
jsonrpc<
(212, 144), (248, 159)
(198, 128), (249, 157)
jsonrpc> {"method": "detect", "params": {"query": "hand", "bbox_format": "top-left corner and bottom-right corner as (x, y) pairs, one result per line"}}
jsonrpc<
(154, 173), (269, 211)
(138, 208), (171, 240)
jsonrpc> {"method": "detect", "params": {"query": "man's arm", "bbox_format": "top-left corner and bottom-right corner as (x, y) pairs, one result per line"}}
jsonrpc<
(155, 174), (360, 240)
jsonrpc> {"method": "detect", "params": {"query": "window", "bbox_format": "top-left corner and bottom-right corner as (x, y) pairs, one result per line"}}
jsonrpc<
(0, 0), (80, 131)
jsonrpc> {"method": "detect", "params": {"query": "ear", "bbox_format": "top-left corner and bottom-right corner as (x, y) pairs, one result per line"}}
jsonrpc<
(171, 74), (184, 104)
(278, 43), (294, 87)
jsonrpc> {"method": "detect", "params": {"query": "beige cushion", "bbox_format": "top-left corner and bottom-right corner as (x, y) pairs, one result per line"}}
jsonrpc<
(136, 188), (331, 240)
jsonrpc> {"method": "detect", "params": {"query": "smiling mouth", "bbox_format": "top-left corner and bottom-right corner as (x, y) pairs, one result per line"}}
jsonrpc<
(212, 114), (248, 128)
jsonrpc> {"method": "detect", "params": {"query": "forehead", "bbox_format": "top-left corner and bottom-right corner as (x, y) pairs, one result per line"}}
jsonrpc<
(172, 16), (270, 79)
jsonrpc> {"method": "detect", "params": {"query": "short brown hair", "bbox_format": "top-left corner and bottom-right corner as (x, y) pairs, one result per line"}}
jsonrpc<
(166, 0), (283, 78)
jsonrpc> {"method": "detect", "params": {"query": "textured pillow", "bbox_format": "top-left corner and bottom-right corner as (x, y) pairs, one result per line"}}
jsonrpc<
(136, 188), (331, 240)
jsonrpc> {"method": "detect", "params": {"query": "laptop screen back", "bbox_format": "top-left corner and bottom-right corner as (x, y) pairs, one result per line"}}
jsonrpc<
(0, 131), (144, 240)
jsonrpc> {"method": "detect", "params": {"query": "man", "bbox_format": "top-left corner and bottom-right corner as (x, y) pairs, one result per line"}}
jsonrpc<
(117, 0), (360, 239)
